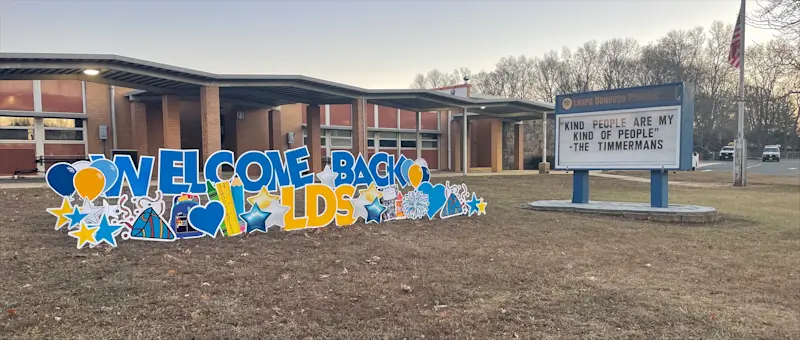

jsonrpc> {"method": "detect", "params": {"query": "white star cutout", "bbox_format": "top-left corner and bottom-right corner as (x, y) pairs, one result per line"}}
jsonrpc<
(350, 194), (371, 221)
(81, 198), (105, 225)
(316, 165), (338, 188)
(263, 198), (290, 230)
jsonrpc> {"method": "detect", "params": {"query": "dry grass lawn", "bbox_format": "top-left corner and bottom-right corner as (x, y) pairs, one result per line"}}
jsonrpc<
(1, 173), (798, 339)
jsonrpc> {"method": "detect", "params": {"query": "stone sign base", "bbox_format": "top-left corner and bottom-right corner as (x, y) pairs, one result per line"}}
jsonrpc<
(523, 200), (718, 223)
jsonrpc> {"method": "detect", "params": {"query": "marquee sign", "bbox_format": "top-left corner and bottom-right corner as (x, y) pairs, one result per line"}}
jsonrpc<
(554, 83), (695, 208)
(45, 146), (488, 249)
(555, 83), (694, 171)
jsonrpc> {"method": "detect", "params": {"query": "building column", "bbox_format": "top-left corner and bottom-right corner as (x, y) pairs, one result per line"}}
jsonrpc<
(200, 85), (221, 161)
(268, 108), (283, 151)
(514, 122), (525, 170)
(539, 114), (550, 174)
(462, 108), (468, 176)
(351, 98), (367, 156)
(306, 105), (322, 174)
(490, 119), (503, 172)
(452, 115), (470, 173)
(415, 111), (422, 160)
(130, 101), (148, 158)
(161, 94), (181, 149)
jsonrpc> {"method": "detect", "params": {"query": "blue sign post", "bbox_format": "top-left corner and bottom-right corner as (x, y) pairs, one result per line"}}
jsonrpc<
(554, 83), (695, 208)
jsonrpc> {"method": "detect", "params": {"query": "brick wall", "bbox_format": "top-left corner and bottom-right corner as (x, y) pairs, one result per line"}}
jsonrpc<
(180, 100), (203, 151)
(114, 87), (135, 150)
(85, 82), (112, 156)
(145, 102), (164, 157)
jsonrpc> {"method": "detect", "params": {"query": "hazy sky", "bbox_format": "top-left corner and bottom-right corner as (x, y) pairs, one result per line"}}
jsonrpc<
(0, 0), (777, 89)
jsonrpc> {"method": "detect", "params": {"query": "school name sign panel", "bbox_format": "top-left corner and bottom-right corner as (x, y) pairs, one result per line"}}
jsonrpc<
(554, 83), (694, 171)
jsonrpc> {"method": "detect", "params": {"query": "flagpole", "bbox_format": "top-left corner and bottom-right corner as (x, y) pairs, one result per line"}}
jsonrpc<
(734, 0), (747, 187)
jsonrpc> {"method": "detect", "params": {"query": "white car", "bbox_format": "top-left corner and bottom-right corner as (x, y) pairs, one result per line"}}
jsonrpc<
(692, 152), (699, 170)
(719, 145), (734, 161)
(762, 146), (781, 162)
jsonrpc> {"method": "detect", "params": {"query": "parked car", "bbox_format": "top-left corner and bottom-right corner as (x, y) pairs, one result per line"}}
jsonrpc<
(692, 152), (699, 170)
(719, 145), (734, 161)
(762, 145), (781, 162)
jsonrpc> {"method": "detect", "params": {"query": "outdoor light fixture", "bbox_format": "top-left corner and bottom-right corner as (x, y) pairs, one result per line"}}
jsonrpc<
(480, 106), (486, 110)
(83, 69), (100, 76)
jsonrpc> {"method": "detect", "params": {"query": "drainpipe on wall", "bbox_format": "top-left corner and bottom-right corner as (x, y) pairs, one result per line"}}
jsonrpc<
(110, 85), (118, 150)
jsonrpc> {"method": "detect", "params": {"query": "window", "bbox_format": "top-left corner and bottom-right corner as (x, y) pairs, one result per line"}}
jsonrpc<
(45, 130), (83, 141)
(330, 130), (351, 138)
(44, 118), (84, 141)
(0, 116), (35, 141)
(329, 129), (351, 148)
(422, 133), (439, 149)
(0, 117), (34, 127)
(301, 128), (327, 146)
(378, 132), (398, 148)
(379, 139), (397, 148)
(399, 133), (417, 149)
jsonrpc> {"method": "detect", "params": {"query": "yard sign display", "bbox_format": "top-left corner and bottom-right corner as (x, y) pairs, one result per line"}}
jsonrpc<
(554, 83), (694, 207)
(45, 146), (488, 249)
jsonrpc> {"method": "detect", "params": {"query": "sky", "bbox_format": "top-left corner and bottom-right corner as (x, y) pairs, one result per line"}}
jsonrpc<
(0, 0), (778, 89)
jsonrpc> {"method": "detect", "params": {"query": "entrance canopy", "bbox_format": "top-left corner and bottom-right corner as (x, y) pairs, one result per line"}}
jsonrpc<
(0, 53), (553, 117)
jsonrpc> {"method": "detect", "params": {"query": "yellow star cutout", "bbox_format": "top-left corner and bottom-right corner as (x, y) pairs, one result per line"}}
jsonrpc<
(46, 198), (73, 230)
(477, 199), (487, 215)
(247, 186), (280, 210)
(68, 223), (98, 249)
(358, 183), (383, 202)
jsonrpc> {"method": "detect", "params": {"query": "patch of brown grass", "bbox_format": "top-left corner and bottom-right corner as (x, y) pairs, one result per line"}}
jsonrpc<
(0, 174), (798, 339)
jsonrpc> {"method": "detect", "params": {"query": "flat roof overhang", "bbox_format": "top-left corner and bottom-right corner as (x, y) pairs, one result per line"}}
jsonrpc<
(0, 53), (555, 117)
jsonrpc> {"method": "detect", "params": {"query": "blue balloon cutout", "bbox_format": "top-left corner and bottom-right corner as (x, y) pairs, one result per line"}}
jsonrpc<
(91, 159), (119, 195)
(46, 162), (77, 197)
(421, 167), (430, 183)
(400, 159), (414, 184)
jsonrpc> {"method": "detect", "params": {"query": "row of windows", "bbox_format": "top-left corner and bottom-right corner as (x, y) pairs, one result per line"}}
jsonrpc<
(368, 132), (438, 149)
(0, 117), (83, 128)
(302, 128), (439, 149)
(0, 117), (84, 141)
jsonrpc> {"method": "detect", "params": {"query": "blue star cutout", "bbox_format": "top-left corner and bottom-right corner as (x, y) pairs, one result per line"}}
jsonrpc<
(466, 193), (481, 216)
(240, 204), (271, 234)
(93, 215), (124, 247)
(365, 197), (386, 224)
(65, 206), (88, 229)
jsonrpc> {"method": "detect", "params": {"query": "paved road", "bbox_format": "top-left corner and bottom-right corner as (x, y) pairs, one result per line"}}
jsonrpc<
(697, 158), (800, 177)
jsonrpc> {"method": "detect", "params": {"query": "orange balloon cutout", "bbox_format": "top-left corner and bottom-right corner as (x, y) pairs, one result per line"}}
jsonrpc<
(408, 164), (423, 188)
(73, 167), (106, 200)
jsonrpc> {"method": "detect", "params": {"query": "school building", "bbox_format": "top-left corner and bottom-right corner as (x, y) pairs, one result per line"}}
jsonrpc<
(0, 53), (553, 177)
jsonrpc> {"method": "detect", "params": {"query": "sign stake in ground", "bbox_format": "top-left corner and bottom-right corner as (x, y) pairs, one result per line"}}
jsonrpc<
(553, 83), (695, 208)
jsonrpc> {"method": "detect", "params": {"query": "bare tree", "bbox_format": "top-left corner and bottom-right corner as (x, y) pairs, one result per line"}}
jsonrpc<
(752, 0), (800, 42)
(409, 19), (800, 152)
(409, 68), (473, 89)
(598, 38), (640, 90)
(532, 51), (562, 102)
(752, 0), (800, 70)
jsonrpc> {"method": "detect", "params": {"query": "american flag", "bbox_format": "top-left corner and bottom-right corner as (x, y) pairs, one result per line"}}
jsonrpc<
(728, 2), (744, 68)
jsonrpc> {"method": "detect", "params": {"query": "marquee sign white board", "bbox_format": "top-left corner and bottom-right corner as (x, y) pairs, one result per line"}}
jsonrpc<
(555, 105), (682, 170)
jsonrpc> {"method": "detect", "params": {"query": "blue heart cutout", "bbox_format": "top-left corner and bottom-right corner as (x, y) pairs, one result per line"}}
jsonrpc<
(417, 182), (447, 219)
(187, 201), (224, 238)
